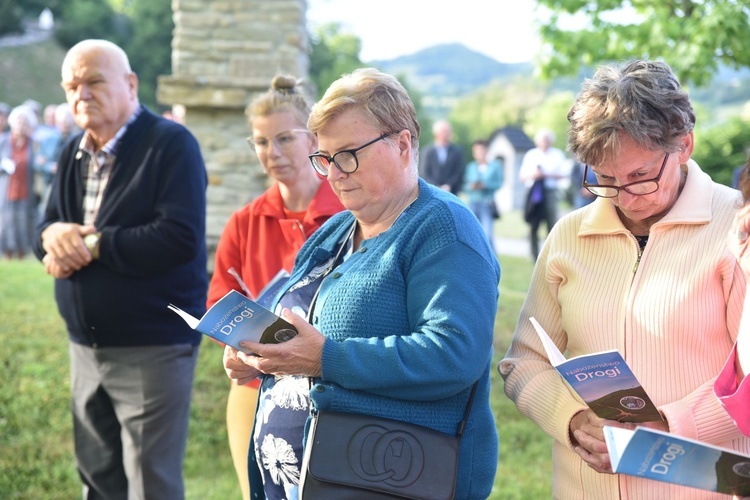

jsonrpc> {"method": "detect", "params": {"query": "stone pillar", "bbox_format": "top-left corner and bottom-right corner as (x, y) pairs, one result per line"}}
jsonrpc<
(157, 0), (309, 269)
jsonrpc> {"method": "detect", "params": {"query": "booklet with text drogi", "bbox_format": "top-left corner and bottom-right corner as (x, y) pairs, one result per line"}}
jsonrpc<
(530, 317), (662, 422)
(604, 425), (750, 496)
(168, 289), (297, 354)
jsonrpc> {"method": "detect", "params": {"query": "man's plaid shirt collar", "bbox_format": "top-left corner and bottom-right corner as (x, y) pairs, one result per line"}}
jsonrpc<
(76, 106), (143, 160)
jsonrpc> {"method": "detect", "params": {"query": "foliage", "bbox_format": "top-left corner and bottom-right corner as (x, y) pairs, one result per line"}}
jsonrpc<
(307, 22), (431, 150)
(448, 77), (547, 153)
(0, 244), (553, 499)
(308, 22), (364, 99)
(535, 0), (750, 87)
(16, 0), (63, 17)
(693, 116), (750, 187)
(54, 0), (131, 49)
(0, 0), (23, 36)
(121, 0), (173, 109)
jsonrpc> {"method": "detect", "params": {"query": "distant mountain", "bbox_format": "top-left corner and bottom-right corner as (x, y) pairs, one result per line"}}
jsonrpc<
(369, 43), (533, 97)
(370, 43), (750, 125)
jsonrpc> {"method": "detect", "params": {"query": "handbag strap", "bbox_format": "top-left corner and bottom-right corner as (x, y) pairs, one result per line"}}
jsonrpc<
(456, 381), (478, 439)
(304, 219), (480, 440)
(307, 219), (356, 319)
(308, 378), (480, 440)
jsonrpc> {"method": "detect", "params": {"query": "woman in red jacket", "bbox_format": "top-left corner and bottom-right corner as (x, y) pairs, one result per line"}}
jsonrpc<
(206, 75), (343, 500)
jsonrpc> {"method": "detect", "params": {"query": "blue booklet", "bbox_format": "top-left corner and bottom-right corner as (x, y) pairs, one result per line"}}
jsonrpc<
(530, 317), (662, 423)
(168, 289), (297, 354)
(227, 267), (290, 310)
(605, 426), (750, 496)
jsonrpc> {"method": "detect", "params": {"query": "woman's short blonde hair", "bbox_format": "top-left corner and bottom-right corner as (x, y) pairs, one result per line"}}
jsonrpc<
(567, 60), (695, 166)
(307, 68), (420, 159)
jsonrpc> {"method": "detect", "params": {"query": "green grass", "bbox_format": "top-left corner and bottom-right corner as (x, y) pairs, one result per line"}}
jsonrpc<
(0, 256), (551, 499)
(494, 208), (531, 240)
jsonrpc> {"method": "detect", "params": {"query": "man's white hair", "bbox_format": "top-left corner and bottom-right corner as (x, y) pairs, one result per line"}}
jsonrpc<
(62, 39), (132, 79)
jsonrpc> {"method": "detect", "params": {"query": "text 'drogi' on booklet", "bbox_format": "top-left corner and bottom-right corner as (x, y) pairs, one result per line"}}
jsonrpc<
(529, 317), (663, 423)
(604, 425), (750, 496)
(168, 289), (297, 354)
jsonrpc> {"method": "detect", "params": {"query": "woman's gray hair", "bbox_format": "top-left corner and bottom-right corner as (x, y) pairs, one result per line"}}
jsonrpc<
(567, 60), (695, 166)
(308, 68), (421, 165)
(8, 104), (38, 132)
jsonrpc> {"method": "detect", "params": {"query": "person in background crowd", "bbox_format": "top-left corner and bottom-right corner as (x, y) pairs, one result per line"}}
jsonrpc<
(206, 74), (343, 500)
(570, 160), (598, 208)
(419, 119), (465, 195)
(519, 128), (570, 260)
(53, 102), (77, 146)
(0, 105), (38, 259)
(463, 139), (504, 253)
(35, 104), (62, 217)
(33, 39), (207, 499)
(732, 150), (750, 190)
(500, 59), (750, 499)
(0, 102), (10, 135)
(224, 67), (500, 499)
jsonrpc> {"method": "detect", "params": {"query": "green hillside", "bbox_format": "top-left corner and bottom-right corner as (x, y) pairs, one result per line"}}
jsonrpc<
(0, 38), (67, 107)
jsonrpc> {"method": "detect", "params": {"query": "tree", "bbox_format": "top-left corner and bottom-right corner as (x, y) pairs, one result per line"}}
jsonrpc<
(309, 23), (363, 99)
(692, 116), (750, 187)
(308, 23), (430, 148)
(54, 0), (130, 49)
(536, 0), (750, 87)
(121, 0), (173, 109)
(449, 77), (548, 150)
(0, 0), (23, 37)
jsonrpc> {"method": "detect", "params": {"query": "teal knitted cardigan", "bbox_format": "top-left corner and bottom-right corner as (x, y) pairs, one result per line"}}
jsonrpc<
(268, 179), (501, 499)
(244, 180), (500, 498)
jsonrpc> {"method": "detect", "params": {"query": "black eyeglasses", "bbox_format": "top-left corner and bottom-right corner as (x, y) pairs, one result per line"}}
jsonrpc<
(583, 152), (670, 198)
(308, 132), (394, 176)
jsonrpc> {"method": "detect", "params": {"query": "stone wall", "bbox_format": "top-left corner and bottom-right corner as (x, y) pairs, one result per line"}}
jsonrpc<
(157, 0), (309, 268)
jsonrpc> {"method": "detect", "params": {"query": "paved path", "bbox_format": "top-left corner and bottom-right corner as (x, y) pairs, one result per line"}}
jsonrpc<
(0, 21), (53, 48)
(495, 236), (531, 258)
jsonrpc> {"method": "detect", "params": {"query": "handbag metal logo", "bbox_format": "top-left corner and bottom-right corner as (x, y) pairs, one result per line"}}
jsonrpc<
(347, 425), (425, 487)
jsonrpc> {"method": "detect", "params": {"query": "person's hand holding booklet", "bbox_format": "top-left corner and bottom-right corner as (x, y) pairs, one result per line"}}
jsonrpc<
(168, 269), (295, 354)
(530, 317), (662, 423)
(604, 425), (750, 496)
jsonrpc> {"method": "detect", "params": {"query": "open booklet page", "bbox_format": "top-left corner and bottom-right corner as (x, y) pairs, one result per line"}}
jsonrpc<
(529, 317), (662, 422)
(604, 426), (750, 496)
(168, 289), (297, 354)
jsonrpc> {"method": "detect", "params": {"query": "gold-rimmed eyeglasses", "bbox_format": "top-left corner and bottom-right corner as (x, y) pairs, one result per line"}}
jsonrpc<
(583, 152), (670, 198)
(246, 128), (310, 153)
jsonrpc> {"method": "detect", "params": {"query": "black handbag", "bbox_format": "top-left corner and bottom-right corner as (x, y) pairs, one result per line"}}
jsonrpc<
(299, 382), (478, 500)
(489, 199), (501, 220)
(523, 179), (546, 223)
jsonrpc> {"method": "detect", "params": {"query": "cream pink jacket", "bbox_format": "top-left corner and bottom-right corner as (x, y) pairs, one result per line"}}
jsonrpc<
(715, 342), (750, 436)
(500, 161), (750, 499)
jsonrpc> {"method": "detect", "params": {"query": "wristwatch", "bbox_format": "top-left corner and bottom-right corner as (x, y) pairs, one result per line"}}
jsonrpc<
(83, 232), (101, 259)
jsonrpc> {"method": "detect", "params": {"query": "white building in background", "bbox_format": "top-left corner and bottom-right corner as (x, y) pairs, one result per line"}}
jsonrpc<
(39, 8), (54, 30)
(487, 127), (535, 212)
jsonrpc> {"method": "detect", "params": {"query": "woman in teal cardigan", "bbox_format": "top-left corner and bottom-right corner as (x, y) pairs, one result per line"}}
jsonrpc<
(224, 68), (501, 500)
(463, 139), (504, 253)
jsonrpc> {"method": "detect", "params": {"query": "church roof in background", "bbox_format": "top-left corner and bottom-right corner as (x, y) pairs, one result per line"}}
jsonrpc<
(489, 126), (535, 151)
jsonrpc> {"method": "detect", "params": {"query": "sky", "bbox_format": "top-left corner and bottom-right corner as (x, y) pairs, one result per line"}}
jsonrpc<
(306, 0), (543, 64)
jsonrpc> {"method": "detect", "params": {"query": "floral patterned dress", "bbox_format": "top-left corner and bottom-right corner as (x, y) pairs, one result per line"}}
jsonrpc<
(253, 230), (351, 499)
